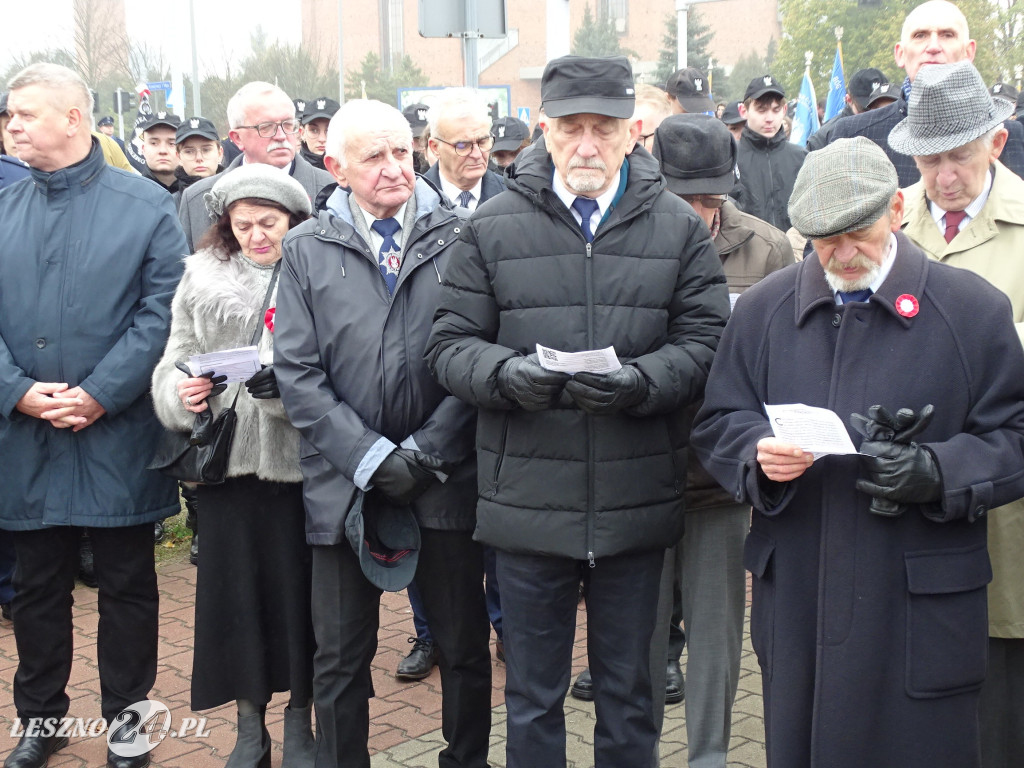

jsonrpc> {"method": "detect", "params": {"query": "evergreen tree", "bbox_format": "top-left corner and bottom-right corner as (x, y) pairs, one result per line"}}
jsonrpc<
(653, 11), (729, 100)
(344, 52), (428, 106)
(572, 4), (627, 58)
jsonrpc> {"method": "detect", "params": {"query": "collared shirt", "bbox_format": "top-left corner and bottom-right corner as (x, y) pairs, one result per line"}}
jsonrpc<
(834, 233), (898, 304)
(358, 202), (409, 256)
(439, 174), (483, 211)
(928, 169), (993, 237)
(552, 169), (618, 237)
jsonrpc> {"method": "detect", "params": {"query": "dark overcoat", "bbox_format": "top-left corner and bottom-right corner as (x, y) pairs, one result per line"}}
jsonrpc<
(0, 141), (185, 529)
(690, 234), (1024, 767)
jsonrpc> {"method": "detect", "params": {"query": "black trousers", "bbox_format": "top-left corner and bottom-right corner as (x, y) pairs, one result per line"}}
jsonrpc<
(311, 529), (491, 768)
(11, 524), (159, 725)
(496, 548), (664, 768)
(980, 636), (1024, 768)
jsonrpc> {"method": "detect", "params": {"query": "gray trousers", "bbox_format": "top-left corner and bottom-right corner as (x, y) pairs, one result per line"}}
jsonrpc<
(653, 505), (748, 768)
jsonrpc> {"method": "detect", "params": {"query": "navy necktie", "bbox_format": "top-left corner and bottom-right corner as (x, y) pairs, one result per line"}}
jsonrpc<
(371, 217), (401, 294)
(839, 288), (873, 304)
(572, 197), (600, 243)
(458, 190), (474, 209)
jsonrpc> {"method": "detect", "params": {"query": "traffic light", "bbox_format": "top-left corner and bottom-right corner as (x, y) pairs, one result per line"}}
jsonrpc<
(113, 89), (139, 113)
(91, 90), (99, 113)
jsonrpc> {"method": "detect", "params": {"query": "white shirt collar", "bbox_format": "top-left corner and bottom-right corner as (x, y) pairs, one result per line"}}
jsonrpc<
(438, 174), (483, 210)
(552, 169), (618, 231)
(927, 168), (993, 233)
(359, 202), (409, 249)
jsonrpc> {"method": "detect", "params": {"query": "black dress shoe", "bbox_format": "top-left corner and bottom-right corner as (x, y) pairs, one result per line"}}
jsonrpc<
(106, 750), (151, 768)
(1, 603), (11, 621)
(4, 734), (68, 768)
(665, 658), (685, 704)
(396, 637), (439, 681)
(570, 668), (593, 701)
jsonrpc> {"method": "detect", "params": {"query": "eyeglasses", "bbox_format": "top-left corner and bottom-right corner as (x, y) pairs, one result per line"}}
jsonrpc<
(179, 145), (219, 159)
(682, 194), (728, 209)
(640, 132), (655, 144)
(434, 135), (494, 156)
(236, 119), (301, 138)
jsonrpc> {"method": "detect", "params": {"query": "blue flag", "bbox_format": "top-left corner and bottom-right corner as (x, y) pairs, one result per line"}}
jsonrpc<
(824, 44), (845, 123)
(790, 69), (820, 147)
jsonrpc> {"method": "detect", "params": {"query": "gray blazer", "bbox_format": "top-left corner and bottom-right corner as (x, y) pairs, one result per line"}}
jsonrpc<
(176, 152), (334, 252)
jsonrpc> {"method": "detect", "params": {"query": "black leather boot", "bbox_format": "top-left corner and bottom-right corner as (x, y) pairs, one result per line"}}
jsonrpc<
(181, 483), (199, 566)
(3, 733), (67, 768)
(225, 711), (270, 768)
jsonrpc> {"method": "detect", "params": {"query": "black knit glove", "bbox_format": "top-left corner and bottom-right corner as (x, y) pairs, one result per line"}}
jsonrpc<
(565, 366), (648, 414)
(497, 354), (570, 411)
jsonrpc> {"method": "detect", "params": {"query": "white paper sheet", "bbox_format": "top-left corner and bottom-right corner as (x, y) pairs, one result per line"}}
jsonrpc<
(187, 346), (262, 383)
(535, 344), (622, 375)
(764, 403), (859, 460)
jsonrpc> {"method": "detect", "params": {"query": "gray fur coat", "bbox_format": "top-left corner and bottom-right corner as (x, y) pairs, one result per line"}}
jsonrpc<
(152, 248), (301, 483)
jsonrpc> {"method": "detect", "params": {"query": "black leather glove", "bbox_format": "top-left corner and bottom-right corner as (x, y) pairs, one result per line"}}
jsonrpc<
(851, 405), (935, 516)
(497, 354), (570, 411)
(564, 366), (648, 414)
(175, 361), (228, 397)
(244, 365), (279, 399)
(370, 448), (448, 505)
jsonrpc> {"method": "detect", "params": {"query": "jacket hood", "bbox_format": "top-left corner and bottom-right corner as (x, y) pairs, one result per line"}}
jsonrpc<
(506, 135), (666, 211)
(321, 176), (445, 229)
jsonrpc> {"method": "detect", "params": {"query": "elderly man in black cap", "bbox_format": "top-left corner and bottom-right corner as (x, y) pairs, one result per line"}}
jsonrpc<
(890, 60), (1024, 768)
(426, 54), (729, 767)
(691, 136), (1024, 767)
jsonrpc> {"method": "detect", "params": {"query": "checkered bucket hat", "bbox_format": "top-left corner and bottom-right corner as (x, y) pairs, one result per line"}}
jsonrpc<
(889, 61), (1014, 156)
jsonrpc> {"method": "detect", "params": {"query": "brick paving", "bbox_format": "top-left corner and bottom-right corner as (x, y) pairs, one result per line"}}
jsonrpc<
(0, 556), (767, 767)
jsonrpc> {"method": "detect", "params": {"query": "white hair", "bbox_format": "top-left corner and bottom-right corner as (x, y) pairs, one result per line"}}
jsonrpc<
(226, 81), (293, 129)
(426, 88), (491, 138)
(8, 63), (93, 117)
(324, 99), (412, 168)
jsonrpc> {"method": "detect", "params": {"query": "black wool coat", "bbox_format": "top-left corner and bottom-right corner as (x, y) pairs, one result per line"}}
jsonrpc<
(691, 234), (1024, 767)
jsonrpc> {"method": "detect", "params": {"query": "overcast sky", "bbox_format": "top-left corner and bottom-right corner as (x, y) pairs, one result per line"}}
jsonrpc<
(3, 0), (303, 79)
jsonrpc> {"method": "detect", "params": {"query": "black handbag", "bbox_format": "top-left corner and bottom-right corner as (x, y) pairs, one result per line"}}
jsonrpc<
(148, 263), (280, 484)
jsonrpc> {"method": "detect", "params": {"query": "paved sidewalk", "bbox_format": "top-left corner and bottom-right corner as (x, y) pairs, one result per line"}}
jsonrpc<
(0, 558), (767, 767)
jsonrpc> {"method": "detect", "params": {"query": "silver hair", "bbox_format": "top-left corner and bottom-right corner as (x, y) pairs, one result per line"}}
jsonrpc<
(426, 88), (491, 138)
(324, 100), (412, 169)
(226, 81), (293, 129)
(8, 63), (93, 117)
(979, 124), (1003, 150)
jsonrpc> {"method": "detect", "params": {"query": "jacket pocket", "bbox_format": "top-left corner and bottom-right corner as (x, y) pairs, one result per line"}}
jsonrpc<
(484, 413), (511, 498)
(744, 529), (776, 679)
(904, 543), (991, 698)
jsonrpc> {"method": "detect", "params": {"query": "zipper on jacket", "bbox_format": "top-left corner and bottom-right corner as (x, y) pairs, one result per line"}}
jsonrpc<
(585, 240), (596, 568)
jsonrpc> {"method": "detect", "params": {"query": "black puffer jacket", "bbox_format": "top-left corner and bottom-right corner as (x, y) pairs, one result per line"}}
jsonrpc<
(734, 126), (806, 233)
(425, 141), (730, 561)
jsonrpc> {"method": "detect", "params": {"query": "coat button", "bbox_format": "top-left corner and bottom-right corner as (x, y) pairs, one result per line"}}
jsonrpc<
(975, 506), (987, 517)
(437, 239), (445, 245)
(832, 314), (841, 327)
(35, 338), (46, 349)
(453, 227), (461, 234)
(417, 253), (424, 259)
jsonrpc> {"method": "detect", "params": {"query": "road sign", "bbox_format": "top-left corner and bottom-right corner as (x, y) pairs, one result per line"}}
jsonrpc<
(419, 0), (507, 38)
(517, 107), (530, 124)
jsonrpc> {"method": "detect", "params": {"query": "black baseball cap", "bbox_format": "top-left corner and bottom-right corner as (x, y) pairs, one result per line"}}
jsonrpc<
(720, 100), (745, 125)
(490, 116), (529, 151)
(744, 74), (785, 102)
(541, 55), (635, 119)
(403, 103), (430, 132)
(653, 114), (737, 196)
(175, 116), (220, 144)
(139, 112), (182, 133)
(293, 99), (307, 117)
(666, 67), (715, 113)
(990, 82), (1019, 106)
(848, 68), (888, 110)
(865, 82), (898, 109)
(301, 97), (340, 125)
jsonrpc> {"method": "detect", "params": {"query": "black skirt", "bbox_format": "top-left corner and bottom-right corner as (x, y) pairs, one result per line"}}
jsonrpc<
(190, 477), (314, 711)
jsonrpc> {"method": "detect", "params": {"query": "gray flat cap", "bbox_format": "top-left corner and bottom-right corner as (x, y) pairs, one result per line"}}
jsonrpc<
(889, 61), (1013, 156)
(789, 137), (898, 239)
(205, 163), (312, 219)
